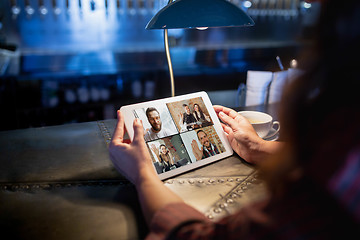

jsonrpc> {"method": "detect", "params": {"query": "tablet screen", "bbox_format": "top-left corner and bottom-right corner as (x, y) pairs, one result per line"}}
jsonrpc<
(120, 91), (233, 180)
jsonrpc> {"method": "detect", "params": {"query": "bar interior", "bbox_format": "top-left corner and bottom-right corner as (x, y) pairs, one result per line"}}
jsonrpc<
(0, 1), (322, 239)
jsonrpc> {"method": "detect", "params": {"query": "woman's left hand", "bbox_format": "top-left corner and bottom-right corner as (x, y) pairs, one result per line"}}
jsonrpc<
(213, 105), (283, 164)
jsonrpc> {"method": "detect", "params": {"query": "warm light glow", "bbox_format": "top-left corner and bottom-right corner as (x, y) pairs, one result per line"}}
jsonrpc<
(196, 27), (208, 30)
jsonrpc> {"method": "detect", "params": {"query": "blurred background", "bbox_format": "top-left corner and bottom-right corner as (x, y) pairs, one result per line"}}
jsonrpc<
(0, 0), (320, 131)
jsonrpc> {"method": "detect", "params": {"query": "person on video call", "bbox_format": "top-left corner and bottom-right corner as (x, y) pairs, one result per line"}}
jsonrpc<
(109, 0), (360, 238)
(159, 144), (176, 172)
(144, 107), (172, 141)
(179, 104), (197, 131)
(150, 143), (176, 172)
(192, 103), (211, 127)
(191, 130), (220, 160)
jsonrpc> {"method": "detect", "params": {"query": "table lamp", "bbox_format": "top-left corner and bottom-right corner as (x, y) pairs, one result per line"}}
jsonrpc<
(146, 0), (255, 97)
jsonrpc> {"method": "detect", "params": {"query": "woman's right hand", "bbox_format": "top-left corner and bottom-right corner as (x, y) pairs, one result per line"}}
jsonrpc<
(109, 111), (157, 185)
(213, 105), (283, 165)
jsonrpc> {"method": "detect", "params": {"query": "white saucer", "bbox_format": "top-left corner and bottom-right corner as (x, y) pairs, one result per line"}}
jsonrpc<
(263, 127), (279, 141)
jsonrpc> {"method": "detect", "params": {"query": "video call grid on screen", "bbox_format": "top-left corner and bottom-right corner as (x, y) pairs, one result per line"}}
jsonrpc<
(120, 92), (233, 180)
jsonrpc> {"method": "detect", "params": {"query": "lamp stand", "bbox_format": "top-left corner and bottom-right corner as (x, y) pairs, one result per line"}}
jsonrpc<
(164, 29), (175, 97)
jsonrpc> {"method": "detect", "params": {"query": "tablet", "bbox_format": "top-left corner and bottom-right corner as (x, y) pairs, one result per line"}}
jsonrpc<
(120, 91), (233, 180)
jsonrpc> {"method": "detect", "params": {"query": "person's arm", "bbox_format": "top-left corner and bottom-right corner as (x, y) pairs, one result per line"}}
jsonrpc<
(109, 111), (184, 225)
(204, 113), (211, 122)
(213, 105), (283, 165)
(150, 143), (160, 163)
(169, 152), (175, 165)
(178, 113), (186, 131)
(190, 114), (197, 124)
(192, 112), (197, 121)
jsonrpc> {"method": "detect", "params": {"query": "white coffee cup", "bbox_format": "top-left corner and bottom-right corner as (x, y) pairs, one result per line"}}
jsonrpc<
(238, 111), (280, 139)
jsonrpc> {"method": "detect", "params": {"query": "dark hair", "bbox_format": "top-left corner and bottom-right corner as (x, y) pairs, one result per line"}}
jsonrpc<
(260, 0), (360, 195)
(193, 103), (205, 120)
(146, 107), (159, 118)
(159, 144), (169, 158)
(196, 130), (206, 139)
(182, 104), (188, 108)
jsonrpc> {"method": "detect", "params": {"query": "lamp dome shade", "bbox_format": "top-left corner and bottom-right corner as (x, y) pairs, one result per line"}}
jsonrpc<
(145, 0), (255, 29)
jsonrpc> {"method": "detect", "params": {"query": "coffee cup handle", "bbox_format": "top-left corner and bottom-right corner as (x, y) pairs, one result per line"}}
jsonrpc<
(266, 121), (280, 139)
